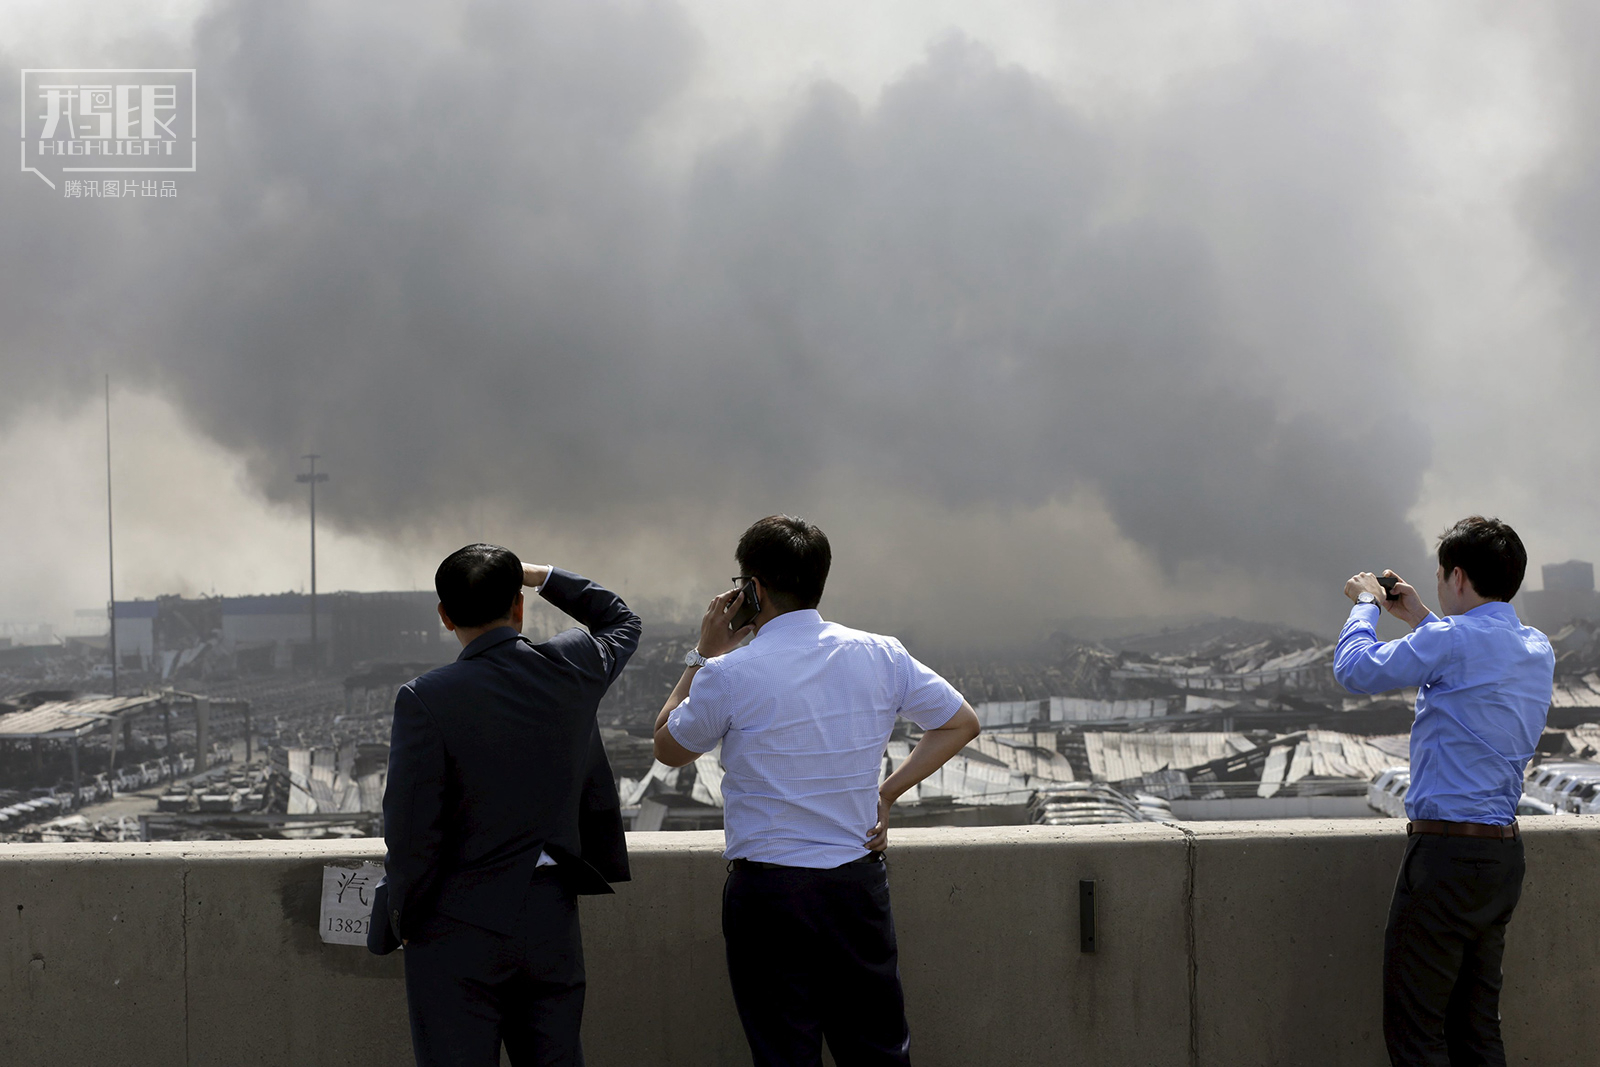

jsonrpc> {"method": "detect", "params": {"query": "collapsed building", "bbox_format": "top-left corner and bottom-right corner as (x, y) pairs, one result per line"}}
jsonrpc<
(8, 603), (1600, 840)
(607, 614), (1600, 828)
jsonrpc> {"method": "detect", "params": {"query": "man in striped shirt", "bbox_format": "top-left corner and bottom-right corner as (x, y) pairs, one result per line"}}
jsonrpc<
(654, 515), (980, 1066)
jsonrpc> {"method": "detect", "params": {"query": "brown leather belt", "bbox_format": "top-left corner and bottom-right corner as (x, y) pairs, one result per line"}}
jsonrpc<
(1407, 819), (1519, 840)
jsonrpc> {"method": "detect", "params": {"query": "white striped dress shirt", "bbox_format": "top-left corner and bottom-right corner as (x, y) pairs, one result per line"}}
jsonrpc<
(667, 609), (963, 867)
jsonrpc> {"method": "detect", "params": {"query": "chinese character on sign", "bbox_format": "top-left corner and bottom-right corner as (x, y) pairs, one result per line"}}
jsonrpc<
(102, 179), (120, 198)
(64, 180), (81, 198)
(335, 867), (376, 907)
(21, 69), (196, 190)
(320, 862), (385, 947)
(160, 180), (176, 197)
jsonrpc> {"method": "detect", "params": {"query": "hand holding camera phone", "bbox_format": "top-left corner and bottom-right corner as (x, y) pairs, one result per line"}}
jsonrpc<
(1377, 573), (1401, 602)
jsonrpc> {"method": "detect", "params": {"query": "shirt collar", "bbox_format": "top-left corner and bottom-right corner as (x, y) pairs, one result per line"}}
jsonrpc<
(751, 609), (824, 643)
(457, 625), (524, 661)
(1463, 600), (1520, 622)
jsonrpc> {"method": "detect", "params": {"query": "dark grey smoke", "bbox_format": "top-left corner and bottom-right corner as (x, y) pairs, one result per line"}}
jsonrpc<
(0, 1), (1441, 630)
(1529, 5), (1600, 379)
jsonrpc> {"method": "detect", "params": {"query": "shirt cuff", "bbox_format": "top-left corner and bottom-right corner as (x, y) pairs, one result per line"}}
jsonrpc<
(530, 564), (553, 594)
(923, 689), (965, 731)
(1348, 601), (1381, 624)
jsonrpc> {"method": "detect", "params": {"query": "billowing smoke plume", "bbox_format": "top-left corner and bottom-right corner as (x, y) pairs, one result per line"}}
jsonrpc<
(1, 1), (1454, 638)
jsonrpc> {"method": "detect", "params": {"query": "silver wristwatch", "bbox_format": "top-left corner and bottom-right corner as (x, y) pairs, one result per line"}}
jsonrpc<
(1355, 592), (1379, 606)
(683, 648), (709, 669)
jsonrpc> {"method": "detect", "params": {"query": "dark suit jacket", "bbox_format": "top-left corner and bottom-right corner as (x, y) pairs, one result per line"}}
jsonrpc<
(370, 568), (641, 950)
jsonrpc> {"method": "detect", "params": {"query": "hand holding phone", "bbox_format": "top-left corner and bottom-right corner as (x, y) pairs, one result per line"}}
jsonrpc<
(1377, 573), (1401, 602)
(728, 579), (760, 632)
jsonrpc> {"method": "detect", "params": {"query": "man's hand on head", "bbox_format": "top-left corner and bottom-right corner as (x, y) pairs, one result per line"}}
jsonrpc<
(697, 587), (753, 659)
(1345, 572), (1384, 604)
(522, 564), (552, 589)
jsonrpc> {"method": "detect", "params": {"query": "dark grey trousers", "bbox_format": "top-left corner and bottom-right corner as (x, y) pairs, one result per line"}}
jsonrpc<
(723, 856), (911, 1067)
(1383, 833), (1525, 1067)
(403, 877), (585, 1067)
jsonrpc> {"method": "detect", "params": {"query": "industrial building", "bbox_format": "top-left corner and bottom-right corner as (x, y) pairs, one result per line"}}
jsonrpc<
(112, 590), (452, 674)
(1519, 559), (1600, 634)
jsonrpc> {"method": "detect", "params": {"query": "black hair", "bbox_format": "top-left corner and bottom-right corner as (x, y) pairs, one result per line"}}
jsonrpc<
(1437, 516), (1527, 602)
(435, 543), (523, 627)
(736, 515), (831, 612)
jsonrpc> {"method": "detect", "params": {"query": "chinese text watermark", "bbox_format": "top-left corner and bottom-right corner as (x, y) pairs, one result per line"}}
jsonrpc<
(20, 69), (195, 191)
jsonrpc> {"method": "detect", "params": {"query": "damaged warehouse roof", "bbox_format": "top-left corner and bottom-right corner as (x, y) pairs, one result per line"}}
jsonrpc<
(0, 694), (165, 739)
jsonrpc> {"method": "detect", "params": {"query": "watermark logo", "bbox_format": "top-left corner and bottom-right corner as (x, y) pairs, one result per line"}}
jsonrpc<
(20, 69), (195, 190)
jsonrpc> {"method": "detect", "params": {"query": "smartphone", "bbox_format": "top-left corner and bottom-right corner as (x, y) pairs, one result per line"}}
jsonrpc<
(1377, 574), (1401, 602)
(728, 579), (760, 632)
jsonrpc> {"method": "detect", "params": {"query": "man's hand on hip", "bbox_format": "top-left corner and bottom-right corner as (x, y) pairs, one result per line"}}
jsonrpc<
(866, 792), (892, 852)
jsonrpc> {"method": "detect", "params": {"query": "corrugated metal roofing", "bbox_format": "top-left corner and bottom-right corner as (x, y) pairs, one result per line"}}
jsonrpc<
(973, 697), (1172, 728)
(1568, 723), (1600, 753)
(905, 754), (1032, 804)
(0, 694), (163, 738)
(1550, 677), (1600, 708)
(1082, 732), (1251, 782)
(1284, 731), (1411, 782)
(966, 734), (1075, 781)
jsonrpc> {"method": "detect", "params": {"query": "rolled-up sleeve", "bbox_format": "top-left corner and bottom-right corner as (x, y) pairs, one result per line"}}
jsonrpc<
(894, 641), (963, 730)
(1334, 605), (1453, 695)
(667, 662), (732, 755)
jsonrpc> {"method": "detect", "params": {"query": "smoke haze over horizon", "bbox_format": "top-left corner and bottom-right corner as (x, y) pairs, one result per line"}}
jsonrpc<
(1, 1), (1596, 645)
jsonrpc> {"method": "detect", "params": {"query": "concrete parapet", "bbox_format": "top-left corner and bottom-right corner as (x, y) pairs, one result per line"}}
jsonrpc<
(1, 818), (1597, 1066)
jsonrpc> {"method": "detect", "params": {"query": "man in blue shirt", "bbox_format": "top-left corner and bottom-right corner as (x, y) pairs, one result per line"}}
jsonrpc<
(1335, 516), (1553, 1067)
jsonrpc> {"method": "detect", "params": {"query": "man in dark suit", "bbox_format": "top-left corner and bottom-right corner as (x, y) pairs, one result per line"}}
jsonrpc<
(368, 544), (640, 1067)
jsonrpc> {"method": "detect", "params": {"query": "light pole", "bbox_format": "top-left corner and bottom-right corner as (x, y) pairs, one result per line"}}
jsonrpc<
(105, 375), (117, 697)
(296, 455), (329, 668)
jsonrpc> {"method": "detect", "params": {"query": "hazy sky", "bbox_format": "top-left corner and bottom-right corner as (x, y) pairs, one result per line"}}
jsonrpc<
(1, 1), (1595, 643)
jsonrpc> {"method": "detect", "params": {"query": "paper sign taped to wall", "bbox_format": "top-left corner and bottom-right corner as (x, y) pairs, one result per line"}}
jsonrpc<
(319, 862), (384, 946)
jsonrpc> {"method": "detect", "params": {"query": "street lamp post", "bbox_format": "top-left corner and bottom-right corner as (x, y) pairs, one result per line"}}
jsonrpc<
(105, 375), (117, 697)
(295, 455), (329, 669)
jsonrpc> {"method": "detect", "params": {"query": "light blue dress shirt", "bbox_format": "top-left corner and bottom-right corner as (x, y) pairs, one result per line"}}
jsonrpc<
(1334, 600), (1554, 824)
(667, 609), (964, 867)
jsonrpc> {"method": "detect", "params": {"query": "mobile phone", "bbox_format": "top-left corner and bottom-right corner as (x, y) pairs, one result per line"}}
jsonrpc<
(728, 579), (760, 632)
(1377, 574), (1401, 602)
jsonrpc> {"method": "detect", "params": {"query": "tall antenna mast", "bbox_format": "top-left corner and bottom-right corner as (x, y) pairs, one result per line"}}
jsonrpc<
(296, 455), (329, 668)
(105, 375), (117, 697)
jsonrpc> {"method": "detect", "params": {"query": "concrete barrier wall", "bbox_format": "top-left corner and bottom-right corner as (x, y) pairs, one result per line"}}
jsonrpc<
(2, 819), (1598, 1066)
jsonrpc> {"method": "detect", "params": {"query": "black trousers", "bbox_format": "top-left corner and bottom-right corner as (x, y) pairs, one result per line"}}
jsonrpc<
(722, 857), (912, 1067)
(403, 876), (586, 1067)
(1383, 833), (1525, 1067)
